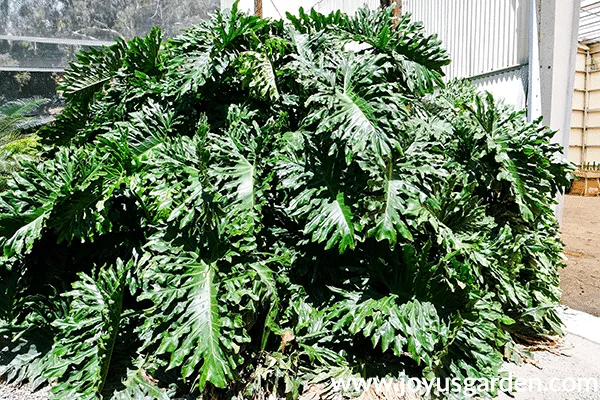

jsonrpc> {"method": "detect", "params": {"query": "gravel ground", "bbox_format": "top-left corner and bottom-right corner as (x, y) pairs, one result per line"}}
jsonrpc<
(0, 384), (48, 400)
(498, 333), (600, 400)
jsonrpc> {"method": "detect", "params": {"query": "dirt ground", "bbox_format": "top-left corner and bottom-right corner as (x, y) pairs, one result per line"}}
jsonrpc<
(560, 195), (600, 316)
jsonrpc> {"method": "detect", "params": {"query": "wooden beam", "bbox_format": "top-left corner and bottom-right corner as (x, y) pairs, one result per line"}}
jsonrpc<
(394, 1), (402, 18)
(254, 0), (262, 17)
(380, 0), (402, 12)
(381, 1), (402, 25)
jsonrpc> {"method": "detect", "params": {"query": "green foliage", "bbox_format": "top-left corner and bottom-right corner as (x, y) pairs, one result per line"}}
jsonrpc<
(0, 98), (49, 188)
(0, 4), (572, 400)
(44, 259), (132, 399)
(0, 98), (47, 140)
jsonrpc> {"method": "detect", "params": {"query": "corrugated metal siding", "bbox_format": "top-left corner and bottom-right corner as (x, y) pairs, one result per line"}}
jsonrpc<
(470, 65), (529, 110)
(403, 0), (530, 79)
(403, 0), (531, 110)
(579, 0), (600, 43)
(231, 0), (529, 80)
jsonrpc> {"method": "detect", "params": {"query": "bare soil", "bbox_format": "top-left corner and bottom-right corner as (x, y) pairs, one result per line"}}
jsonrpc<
(560, 195), (600, 316)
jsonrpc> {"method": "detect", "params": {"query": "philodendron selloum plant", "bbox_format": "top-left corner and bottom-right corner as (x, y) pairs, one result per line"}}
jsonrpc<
(0, 3), (572, 399)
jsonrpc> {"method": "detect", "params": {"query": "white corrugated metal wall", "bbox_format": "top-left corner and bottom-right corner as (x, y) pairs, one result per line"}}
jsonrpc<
(403, 0), (529, 79)
(312, 0), (379, 15)
(571, 1), (600, 166)
(220, 0), (530, 77)
(403, 0), (532, 110)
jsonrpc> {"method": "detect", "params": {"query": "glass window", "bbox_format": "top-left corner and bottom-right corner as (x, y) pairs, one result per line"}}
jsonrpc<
(1, 0), (220, 104)
(1, 0), (221, 71)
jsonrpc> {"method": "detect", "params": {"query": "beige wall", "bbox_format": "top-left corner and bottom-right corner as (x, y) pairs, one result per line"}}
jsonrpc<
(570, 42), (600, 166)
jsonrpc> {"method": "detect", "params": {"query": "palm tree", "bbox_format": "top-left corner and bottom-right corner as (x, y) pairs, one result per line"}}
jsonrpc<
(0, 98), (48, 186)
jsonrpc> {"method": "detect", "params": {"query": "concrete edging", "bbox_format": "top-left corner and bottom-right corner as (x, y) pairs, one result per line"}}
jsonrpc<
(559, 307), (600, 344)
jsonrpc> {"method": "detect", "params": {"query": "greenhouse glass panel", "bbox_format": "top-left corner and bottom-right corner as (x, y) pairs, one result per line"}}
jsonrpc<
(0, 0), (221, 71)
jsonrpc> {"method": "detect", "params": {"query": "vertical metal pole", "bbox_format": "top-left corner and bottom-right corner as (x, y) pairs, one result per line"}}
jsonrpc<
(539, 0), (581, 221)
(527, 0), (542, 122)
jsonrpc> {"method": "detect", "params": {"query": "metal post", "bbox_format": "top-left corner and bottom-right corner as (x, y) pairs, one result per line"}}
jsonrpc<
(527, 0), (542, 122)
(539, 0), (581, 220)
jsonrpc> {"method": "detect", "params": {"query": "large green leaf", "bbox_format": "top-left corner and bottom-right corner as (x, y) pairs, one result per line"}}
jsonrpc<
(125, 101), (178, 158)
(111, 364), (172, 400)
(0, 206), (51, 258)
(44, 259), (132, 400)
(61, 41), (128, 104)
(333, 296), (446, 367)
(238, 50), (280, 100)
(140, 254), (234, 390)
(305, 192), (356, 252)
(368, 161), (415, 245)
